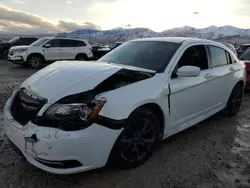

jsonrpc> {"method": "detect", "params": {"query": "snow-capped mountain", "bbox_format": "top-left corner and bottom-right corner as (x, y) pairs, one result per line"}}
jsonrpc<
(57, 25), (250, 44)
(162, 25), (250, 40)
(58, 28), (162, 43)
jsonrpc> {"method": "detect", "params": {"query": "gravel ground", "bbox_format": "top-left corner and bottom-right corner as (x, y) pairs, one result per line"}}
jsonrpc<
(0, 60), (249, 188)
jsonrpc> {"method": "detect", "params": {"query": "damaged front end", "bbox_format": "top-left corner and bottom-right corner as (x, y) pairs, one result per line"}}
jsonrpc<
(4, 67), (155, 173)
(31, 68), (155, 131)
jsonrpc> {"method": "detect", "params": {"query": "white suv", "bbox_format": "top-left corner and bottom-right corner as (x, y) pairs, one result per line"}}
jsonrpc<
(8, 37), (94, 68)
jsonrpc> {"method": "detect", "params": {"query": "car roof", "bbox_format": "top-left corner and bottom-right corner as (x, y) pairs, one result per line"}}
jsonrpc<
(55, 37), (88, 42)
(131, 37), (218, 44)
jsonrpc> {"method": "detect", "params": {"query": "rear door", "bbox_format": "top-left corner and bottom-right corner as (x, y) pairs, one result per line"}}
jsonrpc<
(60, 39), (78, 60)
(207, 45), (238, 105)
(43, 39), (61, 61)
(75, 40), (90, 57)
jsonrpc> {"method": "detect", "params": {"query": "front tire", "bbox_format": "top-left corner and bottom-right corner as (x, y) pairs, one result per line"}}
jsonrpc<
(109, 108), (160, 169)
(3, 50), (9, 60)
(223, 83), (243, 117)
(27, 55), (43, 68)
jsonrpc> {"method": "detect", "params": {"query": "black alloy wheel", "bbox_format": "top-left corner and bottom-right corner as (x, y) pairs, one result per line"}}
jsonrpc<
(109, 108), (160, 168)
(28, 55), (43, 68)
(223, 83), (243, 116)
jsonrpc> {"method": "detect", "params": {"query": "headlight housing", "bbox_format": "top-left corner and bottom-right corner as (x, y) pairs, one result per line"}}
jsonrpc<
(37, 98), (107, 131)
(15, 49), (27, 53)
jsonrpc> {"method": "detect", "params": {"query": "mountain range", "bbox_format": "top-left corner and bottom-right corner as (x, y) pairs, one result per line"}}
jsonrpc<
(56, 25), (250, 45)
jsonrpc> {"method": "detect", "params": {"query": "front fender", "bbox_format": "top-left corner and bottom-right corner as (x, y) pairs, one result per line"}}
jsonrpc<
(98, 74), (167, 120)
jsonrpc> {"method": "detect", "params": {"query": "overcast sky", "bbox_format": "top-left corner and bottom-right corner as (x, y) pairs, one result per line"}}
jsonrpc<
(0, 0), (250, 33)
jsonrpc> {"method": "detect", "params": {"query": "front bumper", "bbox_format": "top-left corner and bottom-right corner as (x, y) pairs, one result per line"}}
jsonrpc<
(4, 94), (123, 174)
(8, 56), (26, 64)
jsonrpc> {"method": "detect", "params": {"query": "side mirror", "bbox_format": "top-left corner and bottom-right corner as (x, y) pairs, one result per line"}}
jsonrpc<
(177, 66), (201, 77)
(44, 44), (51, 48)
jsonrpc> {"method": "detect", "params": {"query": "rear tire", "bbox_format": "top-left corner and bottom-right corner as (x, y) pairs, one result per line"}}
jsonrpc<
(3, 50), (9, 60)
(27, 55), (44, 68)
(222, 83), (243, 117)
(109, 108), (160, 169)
(75, 54), (87, 61)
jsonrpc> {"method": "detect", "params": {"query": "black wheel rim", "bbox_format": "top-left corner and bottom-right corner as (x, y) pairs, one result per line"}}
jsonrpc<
(231, 90), (242, 113)
(77, 56), (85, 60)
(120, 119), (156, 163)
(29, 56), (42, 68)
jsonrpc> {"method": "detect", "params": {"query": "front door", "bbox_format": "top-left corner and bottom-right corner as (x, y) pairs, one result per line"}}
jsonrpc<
(169, 45), (217, 132)
(43, 39), (61, 61)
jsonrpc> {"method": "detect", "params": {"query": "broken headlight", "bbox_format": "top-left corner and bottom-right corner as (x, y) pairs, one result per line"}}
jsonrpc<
(45, 98), (106, 122)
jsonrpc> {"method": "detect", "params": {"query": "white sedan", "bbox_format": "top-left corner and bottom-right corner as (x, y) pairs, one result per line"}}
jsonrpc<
(4, 37), (245, 174)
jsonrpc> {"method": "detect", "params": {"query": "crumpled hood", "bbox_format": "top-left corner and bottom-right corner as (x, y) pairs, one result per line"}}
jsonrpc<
(10, 45), (30, 50)
(21, 61), (155, 103)
(21, 61), (122, 103)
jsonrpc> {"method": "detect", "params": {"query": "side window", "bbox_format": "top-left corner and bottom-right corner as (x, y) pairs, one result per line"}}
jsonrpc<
(172, 45), (208, 78)
(15, 38), (36, 45)
(226, 51), (232, 64)
(45, 39), (60, 47)
(27, 38), (38, 44)
(208, 46), (228, 67)
(60, 39), (74, 47)
(76, 40), (86, 47)
(60, 40), (87, 47)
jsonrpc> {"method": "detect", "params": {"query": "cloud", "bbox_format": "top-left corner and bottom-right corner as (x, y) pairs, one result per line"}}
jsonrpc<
(58, 21), (101, 31)
(0, 4), (101, 34)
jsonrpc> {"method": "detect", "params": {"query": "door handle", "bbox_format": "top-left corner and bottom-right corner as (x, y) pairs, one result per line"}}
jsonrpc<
(204, 73), (213, 78)
(229, 67), (235, 72)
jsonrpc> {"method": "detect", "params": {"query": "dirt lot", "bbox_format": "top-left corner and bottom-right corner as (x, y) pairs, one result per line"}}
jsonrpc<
(0, 60), (249, 188)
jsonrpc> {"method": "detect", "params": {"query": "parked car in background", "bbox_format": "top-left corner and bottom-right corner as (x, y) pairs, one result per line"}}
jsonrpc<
(91, 44), (103, 52)
(239, 48), (250, 90)
(221, 42), (237, 56)
(236, 44), (250, 57)
(8, 37), (94, 68)
(4, 37), (245, 174)
(94, 42), (123, 59)
(0, 37), (38, 60)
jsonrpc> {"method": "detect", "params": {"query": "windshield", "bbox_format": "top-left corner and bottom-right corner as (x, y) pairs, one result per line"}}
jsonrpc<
(109, 43), (121, 49)
(239, 49), (250, 60)
(30, 38), (50, 47)
(99, 41), (180, 72)
(8, 37), (20, 43)
(238, 46), (250, 52)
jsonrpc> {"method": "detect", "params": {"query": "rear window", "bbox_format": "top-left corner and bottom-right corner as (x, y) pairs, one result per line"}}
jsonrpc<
(99, 41), (180, 72)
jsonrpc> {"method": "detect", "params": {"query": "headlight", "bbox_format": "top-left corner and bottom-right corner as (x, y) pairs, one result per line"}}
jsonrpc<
(15, 49), (27, 53)
(45, 98), (106, 122)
